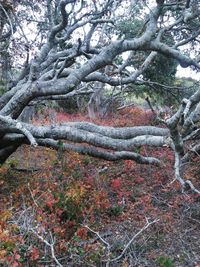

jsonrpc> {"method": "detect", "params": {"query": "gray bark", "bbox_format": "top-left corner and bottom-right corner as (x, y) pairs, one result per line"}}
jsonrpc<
(0, 0), (200, 190)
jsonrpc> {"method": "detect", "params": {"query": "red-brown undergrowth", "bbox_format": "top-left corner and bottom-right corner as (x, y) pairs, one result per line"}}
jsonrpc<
(1, 107), (200, 266)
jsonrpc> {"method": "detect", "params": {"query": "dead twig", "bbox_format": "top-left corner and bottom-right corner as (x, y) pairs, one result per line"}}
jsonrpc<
(84, 218), (159, 267)
(108, 218), (159, 263)
(31, 229), (63, 267)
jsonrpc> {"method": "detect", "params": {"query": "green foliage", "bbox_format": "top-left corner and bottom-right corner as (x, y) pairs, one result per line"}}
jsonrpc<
(174, 78), (198, 99)
(82, 155), (91, 165)
(114, 55), (123, 65)
(1, 240), (16, 251)
(87, 247), (104, 264)
(116, 1), (146, 40)
(57, 140), (65, 161)
(0, 80), (6, 96)
(144, 54), (177, 84)
(127, 22), (199, 106)
(107, 204), (124, 217)
(59, 199), (84, 222)
(6, 159), (19, 168)
(117, 18), (143, 39)
(155, 256), (175, 267)
(116, 10), (183, 106)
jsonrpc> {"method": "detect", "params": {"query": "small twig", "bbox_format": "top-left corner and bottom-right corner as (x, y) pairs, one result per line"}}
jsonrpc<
(185, 180), (200, 194)
(108, 218), (159, 263)
(174, 151), (200, 194)
(27, 183), (39, 207)
(84, 219), (159, 266)
(145, 97), (157, 115)
(13, 167), (41, 172)
(83, 225), (112, 267)
(31, 229), (63, 267)
(83, 225), (111, 250)
(117, 103), (135, 111)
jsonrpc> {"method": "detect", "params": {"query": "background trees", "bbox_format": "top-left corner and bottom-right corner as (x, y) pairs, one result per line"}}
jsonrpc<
(1, 1), (200, 266)
(0, 0), (200, 190)
(0, 0), (16, 83)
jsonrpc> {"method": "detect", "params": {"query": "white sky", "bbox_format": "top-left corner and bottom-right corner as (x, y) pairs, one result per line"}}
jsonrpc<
(177, 66), (200, 80)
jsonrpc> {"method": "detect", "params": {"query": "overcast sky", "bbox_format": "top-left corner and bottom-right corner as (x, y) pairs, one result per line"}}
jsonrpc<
(177, 66), (200, 80)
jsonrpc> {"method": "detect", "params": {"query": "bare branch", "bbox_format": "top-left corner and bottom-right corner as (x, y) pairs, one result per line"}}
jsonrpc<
(37, 138), (161, 165)
(0, 115), (37, 147)
(31, 229), (63, 267)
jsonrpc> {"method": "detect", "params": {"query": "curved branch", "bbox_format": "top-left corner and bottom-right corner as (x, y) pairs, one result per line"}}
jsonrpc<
(63, 122), (169, 139)
(0, 2), (14, 38)
(37, 138), (161, 165)
(0, 115), (37, 147)
(149, 40), (200, 69)
(48, 0), (75, 43)
(25, 123), (168, 151)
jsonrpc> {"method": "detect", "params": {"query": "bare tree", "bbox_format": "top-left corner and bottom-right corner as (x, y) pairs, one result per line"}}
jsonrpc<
(0, 0), (200, 190)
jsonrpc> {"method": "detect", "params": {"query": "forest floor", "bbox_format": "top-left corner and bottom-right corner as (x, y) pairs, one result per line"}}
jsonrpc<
(1, 107), (200, 267)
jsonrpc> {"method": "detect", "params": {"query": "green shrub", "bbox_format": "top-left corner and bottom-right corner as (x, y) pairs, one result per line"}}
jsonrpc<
(155, 256), (175, 267)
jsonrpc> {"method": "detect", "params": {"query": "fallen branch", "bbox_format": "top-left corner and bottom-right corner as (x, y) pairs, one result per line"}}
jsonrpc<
(174, 151), (200, 194)
(108, 218), (159, 263)
(83, 225), (111, 250)
(37, 138), (161, 165)
(0, 115), (38, 147)
(31, 229), (63, 267)
(84, 218), (159, 267)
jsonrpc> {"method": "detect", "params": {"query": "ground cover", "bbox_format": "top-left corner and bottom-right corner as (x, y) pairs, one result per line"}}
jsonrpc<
(0, 107), (200, 267)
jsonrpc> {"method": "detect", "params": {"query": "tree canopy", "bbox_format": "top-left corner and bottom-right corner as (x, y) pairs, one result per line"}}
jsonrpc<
(0, 0), (200, 191)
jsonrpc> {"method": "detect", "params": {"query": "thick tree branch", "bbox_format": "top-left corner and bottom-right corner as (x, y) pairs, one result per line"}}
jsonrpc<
(37, 138), (161, 165)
